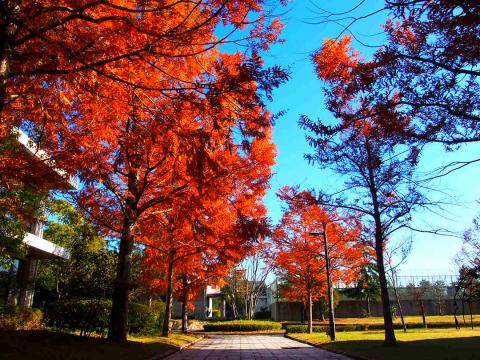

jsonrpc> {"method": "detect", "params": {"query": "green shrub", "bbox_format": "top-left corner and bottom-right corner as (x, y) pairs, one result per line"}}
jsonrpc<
(203, 320), (282, 332)
(281, 321), (302, 329)
(285, 324), (363, 333)
(46, 299), (111, 336)
(0, 305), (43, 330)
(129, 301), (165, 335)
(285, 325), (327, 333)
(211, 309), (221, 318)
(46, 299), (165, 336)
(254, 309), (271, 320)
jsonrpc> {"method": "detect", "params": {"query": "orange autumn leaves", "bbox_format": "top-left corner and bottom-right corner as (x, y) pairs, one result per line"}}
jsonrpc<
(0, 0), (287, 341)
(271, 187), (367, 304)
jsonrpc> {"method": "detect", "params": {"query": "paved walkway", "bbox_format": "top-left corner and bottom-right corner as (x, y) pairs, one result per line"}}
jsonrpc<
(166, 335), (352, 360)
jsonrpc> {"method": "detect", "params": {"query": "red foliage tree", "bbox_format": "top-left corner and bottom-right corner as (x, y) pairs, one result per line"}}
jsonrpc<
(272, 187), (365, 334)
(1, 1), (288, 342)
(139, 123), (275, 336)
(1, 7), (286, 343)
(311, 1), (479, 149)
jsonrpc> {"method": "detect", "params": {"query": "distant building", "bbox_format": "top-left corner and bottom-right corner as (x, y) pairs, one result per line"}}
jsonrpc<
(172, 282), (268, 320)
(3, 129), (76, 307)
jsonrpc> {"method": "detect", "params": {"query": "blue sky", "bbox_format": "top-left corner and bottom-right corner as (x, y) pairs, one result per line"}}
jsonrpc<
(259, 0), (480, 276)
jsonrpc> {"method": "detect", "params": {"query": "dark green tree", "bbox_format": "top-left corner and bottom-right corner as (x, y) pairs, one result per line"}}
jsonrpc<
(342, 264), (380, 317)
(35, 199), (117, 303)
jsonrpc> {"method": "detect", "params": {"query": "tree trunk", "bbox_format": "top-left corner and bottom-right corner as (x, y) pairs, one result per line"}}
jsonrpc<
(307, 290), (313, 334)
(108, 226), (134, 342)
(323, 225), (336, 341)
(392, 285), (407, 332)
(108, 163), (141, 342)
(181, 275), (188, 334)
(366, 139), (396, 345)
(420, 300), (427, 328)
(232, 301), (238, 319)
(453, 296), (460, 329)
(366, 295), (371, 317)
(300, 302), (305, 324)
(375, 243), (396, 345)
(162, 258), (174, 337)
(468, 301), (474, 330)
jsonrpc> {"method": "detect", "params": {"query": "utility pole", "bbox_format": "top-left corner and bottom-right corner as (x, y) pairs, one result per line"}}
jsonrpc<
(311, 223), (336, 341)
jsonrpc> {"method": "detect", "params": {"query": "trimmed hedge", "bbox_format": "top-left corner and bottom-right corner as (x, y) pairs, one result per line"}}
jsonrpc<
(203, 320), (282, 332)
(46, 299), (165, 336)
(0, 305), (43, 330)
(285, 321), (478, 333)
(285, 324), (361, 333)
(254, 310), (271, 319)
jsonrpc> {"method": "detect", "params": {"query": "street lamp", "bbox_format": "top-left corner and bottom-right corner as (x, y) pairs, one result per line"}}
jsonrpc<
(310, 223), (336, 341)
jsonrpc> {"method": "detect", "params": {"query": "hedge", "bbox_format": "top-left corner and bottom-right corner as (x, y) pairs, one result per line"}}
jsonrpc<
(0, 305), (43, 330)
(203, 320), (282, 332)
(46, 299), (165, 336)
(254, 310), (271, 319)
(285, 324), (359, 333)
(285, 321), (478, 333)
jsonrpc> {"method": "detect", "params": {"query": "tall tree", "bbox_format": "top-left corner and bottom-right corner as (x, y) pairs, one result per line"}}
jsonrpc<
(315, 1), (479, 150)
(300, 35), (433, 344)
(241, 242), (273, 320)
(342, 263), (380, 317)
(138, 117), (275, 336)
(40, 1), (285, 341)
(272, 188), (364, 334)
(35, 199), (116, 303)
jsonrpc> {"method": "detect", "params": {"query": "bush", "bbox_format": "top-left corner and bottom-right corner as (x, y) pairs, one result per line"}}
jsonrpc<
(281, 321), (302, 329)
(254, 309), (271, 320)
(211, 309), (221, 319)
(203, 320), (282, 332)
(46, 299), (111, 336)
(46, 299), (165, 336)
(0, 305), (43, 330)
(285, 325), (327, 333)
(129, 301), (165, 335)
(285, 324), (362, 333)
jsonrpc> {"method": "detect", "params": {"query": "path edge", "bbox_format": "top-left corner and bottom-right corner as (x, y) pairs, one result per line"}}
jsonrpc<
(148, 334), (206, 360)
(284, 334), (370, 360)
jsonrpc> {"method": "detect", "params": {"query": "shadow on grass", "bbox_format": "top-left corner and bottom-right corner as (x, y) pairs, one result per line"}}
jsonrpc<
(328, 336), (480, 360)
(0, 330), (177, 360)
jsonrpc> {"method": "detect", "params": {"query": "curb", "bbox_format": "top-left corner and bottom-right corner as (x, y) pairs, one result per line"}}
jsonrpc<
(178, 334), (205, 350)
(148, 334), (206, 360)
(284, 334), (370, 360)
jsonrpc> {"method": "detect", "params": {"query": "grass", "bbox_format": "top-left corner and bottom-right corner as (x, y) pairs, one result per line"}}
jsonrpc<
(283, 315), (480, 331)
(288, 328), (480, 360)
(333, 315), (480, 326)
(0, 330), (201, 360)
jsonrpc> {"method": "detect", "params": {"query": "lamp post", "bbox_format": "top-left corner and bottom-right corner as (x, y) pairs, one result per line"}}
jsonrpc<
(310, 222), (336, 341)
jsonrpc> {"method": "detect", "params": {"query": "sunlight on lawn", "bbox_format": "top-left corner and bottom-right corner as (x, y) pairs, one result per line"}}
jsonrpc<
(290, 328), (480, 360)
(311, 315), (480, 326)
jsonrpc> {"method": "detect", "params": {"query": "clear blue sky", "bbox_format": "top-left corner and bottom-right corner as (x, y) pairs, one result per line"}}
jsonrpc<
(259, 0), (480, 276)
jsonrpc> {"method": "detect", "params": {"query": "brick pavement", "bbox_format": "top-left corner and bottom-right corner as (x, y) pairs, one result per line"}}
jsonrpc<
(166, 335), (352, 360)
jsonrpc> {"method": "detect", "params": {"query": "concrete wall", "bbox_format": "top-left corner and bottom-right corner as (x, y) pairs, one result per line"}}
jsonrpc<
(271, 299), (480, 322)
(271, 302), (304, 322)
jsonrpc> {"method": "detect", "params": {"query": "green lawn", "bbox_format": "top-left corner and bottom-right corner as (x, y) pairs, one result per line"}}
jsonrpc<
(288, 328), (480, 360)
(302, 314), (480, 327)
(0, 330), (201, 360)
